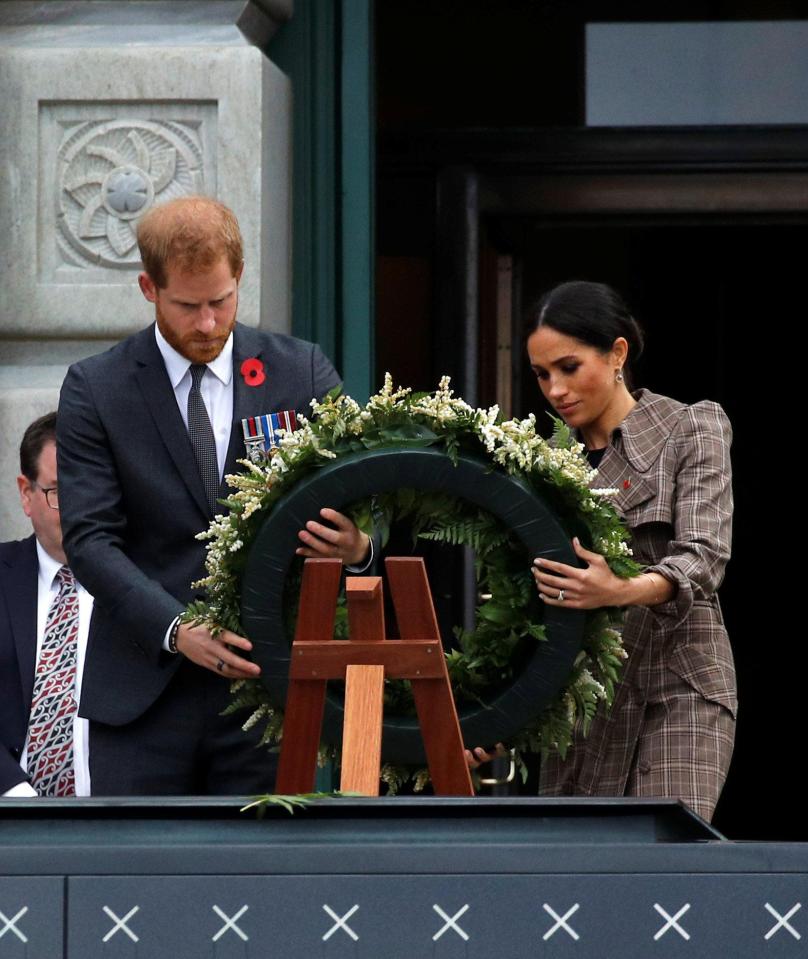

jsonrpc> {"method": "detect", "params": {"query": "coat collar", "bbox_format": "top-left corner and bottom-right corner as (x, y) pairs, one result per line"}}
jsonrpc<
(587, 390), (686, 514)
(133, 325), (211, 519)
(132, 323), (274, 518)
(615, 389), (687, 472)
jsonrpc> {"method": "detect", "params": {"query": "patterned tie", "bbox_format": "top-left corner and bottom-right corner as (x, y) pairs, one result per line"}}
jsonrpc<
(188, 363), (219, 512)
(26, 566), (79, 797)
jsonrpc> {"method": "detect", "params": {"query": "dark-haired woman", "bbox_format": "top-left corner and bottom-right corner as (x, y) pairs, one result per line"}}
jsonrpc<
(527, 280), (736, 822)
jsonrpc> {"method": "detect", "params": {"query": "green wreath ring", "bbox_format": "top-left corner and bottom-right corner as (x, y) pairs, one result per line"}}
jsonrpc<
(241, 446), (586, 764)
(187, 376), (637, 785)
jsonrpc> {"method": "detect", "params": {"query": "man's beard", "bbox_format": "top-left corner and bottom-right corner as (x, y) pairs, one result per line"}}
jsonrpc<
(155, 301), (236, 364)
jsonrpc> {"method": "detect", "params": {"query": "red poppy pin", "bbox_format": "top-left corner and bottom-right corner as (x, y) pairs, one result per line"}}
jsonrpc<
(240, 357), (265, 387)
(623, 478), (632, 490)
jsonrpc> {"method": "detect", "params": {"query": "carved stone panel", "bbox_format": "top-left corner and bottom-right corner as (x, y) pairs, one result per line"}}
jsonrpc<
(40, 102), (217, 283)
(1, 43), (289, 341)
(0, 15), (291, 539)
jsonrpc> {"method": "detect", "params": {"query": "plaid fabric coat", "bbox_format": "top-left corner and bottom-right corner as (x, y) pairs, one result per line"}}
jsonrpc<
(539, 389), (736, 822)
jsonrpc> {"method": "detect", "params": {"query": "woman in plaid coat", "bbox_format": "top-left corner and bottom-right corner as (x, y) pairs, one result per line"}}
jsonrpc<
(527, 281), (736, 822)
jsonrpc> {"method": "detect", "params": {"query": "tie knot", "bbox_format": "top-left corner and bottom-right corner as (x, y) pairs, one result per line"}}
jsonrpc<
(56, 565), (75, 589)
(190, 364), (207, 388)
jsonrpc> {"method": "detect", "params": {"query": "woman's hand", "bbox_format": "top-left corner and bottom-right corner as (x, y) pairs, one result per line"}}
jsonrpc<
(533, 537), (626, 609)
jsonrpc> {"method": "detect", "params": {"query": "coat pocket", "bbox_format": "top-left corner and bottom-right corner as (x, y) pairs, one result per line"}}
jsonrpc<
(667, 604), (737, 717)
(623, 490), (673, 528)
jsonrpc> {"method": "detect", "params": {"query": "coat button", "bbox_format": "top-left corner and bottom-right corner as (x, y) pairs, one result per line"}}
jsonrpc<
(638, 760), (652, 775)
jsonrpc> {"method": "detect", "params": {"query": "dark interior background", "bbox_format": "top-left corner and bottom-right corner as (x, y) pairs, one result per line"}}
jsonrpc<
(375, 0), (805, 838)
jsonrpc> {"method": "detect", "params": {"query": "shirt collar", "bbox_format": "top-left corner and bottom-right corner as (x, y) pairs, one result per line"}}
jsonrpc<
(154, 324), (234, 388)
(36, 540), (65, 591)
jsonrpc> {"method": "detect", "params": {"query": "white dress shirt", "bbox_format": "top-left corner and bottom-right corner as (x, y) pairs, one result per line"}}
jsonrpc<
(155, 325), (236, 652)
(5, 542), (94, 797)
(155, 324), (234, 481)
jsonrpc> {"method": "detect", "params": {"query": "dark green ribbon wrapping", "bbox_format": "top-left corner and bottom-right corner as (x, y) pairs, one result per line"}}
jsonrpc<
(240, 447), (585, 764)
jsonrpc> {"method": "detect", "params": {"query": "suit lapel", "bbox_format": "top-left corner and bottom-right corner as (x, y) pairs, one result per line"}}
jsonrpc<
(618, 389), (685, 471)
(133, 326), (212, 520)
(0, 536), (38, 706)
(222, 325), (272, 483)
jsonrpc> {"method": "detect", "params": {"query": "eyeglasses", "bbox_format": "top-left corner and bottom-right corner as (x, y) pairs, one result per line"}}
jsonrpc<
(33, 483), (59, 510)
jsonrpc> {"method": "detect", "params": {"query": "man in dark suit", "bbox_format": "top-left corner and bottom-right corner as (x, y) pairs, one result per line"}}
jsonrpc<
(57, 196), (369, 795)
(1, 413), (93, 797)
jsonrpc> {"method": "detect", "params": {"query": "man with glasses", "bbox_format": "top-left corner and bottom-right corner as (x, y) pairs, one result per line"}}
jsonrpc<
(0, 412), (93, 796)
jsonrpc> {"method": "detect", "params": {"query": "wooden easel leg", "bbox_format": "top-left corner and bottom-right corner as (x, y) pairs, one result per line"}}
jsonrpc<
(346, 577), (386, 643)
(276, 559), (343, 794)
(340, 664), (385, 796)
(275, 680), (327, 794)
(386, 558), (474, 796)
(410, 679), (474, 795)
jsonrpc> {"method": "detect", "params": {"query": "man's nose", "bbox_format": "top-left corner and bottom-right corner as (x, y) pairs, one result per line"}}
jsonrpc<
(197, 305), (216, 329)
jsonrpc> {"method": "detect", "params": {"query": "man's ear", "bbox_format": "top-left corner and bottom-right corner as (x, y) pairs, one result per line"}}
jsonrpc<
(138, 272), (158, 303)
(234, 261), (244, 284)
(16, 475), (33, 518)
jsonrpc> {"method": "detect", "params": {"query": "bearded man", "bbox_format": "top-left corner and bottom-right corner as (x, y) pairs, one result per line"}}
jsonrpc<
(57, 196), (369, 795)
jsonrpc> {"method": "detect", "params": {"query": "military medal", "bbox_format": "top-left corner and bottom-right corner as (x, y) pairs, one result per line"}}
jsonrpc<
(241, 411), (298, 462)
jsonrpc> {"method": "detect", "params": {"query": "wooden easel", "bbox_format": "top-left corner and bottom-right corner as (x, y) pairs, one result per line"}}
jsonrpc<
(275, 557), (474, 796)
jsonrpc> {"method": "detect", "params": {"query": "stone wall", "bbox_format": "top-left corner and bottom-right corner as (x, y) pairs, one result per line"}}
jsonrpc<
(0, 0), (292, 539)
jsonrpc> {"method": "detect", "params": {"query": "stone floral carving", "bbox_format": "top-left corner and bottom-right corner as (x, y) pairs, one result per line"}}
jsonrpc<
(57, 119), (205, 270)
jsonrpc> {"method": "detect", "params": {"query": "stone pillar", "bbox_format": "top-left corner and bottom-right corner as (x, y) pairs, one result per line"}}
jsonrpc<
(0, 0), (293, 539)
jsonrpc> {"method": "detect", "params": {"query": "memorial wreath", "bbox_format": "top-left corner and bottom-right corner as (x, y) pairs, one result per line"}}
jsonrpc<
(185, 375), (640, 790)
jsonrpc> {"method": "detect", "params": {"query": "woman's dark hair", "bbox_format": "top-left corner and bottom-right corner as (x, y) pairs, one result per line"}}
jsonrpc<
(530, 281), (645, 384)
(20, 411), (57, 482)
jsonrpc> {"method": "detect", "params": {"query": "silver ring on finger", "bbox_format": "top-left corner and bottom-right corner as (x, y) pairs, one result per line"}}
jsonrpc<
(216, 658), (225, 672)
(557, 589), (565, 602)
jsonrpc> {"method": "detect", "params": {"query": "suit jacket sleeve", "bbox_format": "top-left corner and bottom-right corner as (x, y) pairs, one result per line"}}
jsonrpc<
(644, 401), (733, 631)
(57, 362), (183, 661)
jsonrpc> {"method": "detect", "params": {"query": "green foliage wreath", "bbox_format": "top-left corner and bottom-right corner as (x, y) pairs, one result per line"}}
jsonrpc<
(186, 375), (640, 789)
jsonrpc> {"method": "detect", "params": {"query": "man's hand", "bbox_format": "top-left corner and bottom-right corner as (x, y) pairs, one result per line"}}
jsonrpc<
(296, 508), (371, 567)
(175, 623), (260, 679)
(464, 743), (506, 770)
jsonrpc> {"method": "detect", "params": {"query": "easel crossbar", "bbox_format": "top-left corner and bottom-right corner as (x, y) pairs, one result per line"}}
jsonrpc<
(288, 639), (444, 679)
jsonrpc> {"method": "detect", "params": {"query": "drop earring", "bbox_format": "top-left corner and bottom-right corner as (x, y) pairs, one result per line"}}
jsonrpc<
(615, 369), (624, 383)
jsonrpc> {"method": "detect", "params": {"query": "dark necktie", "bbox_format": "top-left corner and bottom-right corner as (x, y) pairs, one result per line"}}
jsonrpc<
(27, 565), (79, 797)
(188, 364), (219, 512)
